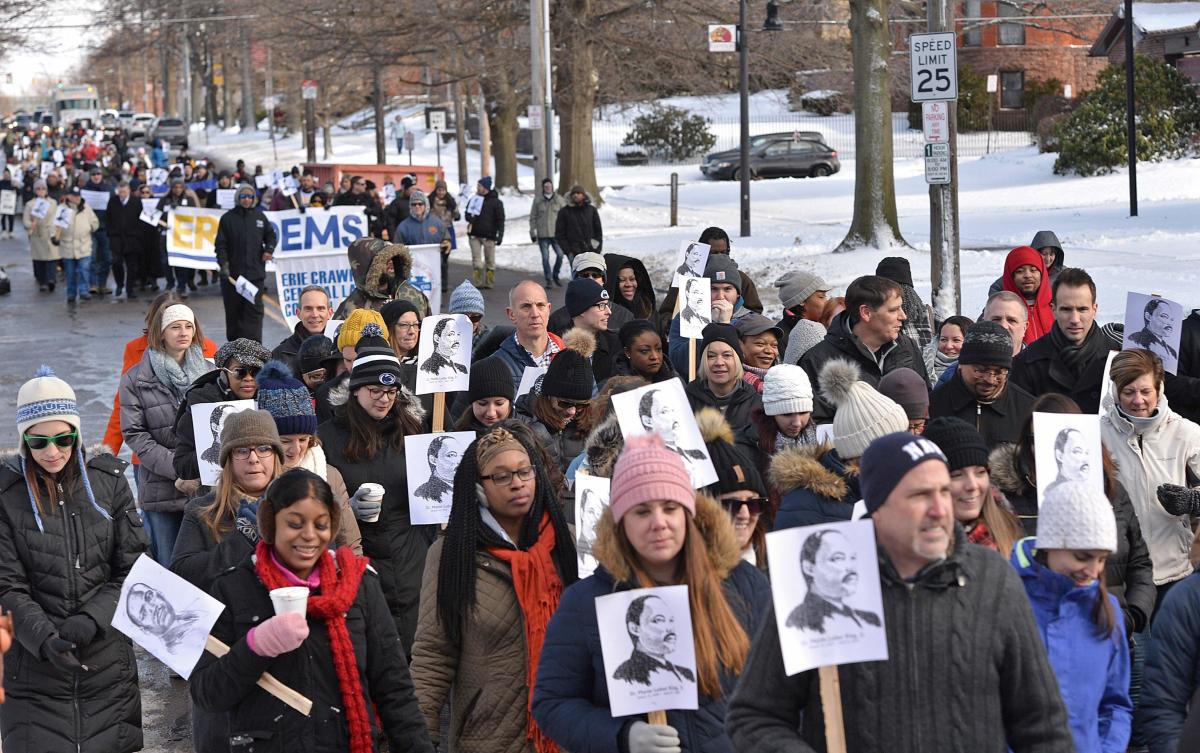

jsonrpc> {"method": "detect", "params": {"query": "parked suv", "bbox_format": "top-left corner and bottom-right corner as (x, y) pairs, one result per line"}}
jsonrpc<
(701, 135), (839, 180)
(150, 117), (188, 148)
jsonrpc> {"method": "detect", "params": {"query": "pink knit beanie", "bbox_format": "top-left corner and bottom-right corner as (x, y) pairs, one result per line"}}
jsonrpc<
(609, 434), (696, 523)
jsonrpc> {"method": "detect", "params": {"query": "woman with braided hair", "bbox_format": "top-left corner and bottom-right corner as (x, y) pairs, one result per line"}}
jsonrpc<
(410, 422), (577, 753)
(190, 468), (433, 753)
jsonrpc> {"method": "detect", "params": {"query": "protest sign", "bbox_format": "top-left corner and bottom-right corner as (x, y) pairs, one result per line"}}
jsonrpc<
(215, 188), (236, 209)
(139, 207), (164, 227)
(274, 252), (356, 329)
(255, 174), (271, 190)
(52, 149), (64, 165)
(1032, 412), (1104, 508)
(80, 189), (110, 209)
(0, 191), (16, 215)
(516, 366), (546, 398)
(611, 380), (717, 489)
(53, 205), (73, 229)
(167, 205), (368, 270)
(597, 585), (698, 718)
(1097, 349), (1120, 414)
(280, 175), (299, 197)
(678, 277), (711, 340)
(234, 276), (259, 304)
(39, 162), (55, 179)
(381, 184), (396, 204)
(671, 241), (710, 289)
(1123, 292), (1183, 374)
(405, 432), (474, 525)
(766, 519), (888, 676)
(191, 400), (256, 485)
(407, 243), (442, 314)
(415, 314), (472, 395)
(112, 555), (224, 679)
(29, 197), (51, 219)
(575, 474), (611, 578)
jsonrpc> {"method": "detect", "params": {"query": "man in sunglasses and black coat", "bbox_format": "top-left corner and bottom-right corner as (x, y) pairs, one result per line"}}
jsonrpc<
(171, 339), (272, 500)
(215, 183), (277, 342)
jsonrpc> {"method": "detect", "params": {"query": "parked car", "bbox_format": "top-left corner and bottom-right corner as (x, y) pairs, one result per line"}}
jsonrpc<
(150, 117), (188, 148)
(129, 113), (156, 140)
(117, 110), (135, 132)
(701, 137), (840, 180)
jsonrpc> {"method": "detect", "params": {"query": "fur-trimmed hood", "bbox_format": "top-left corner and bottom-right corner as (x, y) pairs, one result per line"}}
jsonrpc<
(988, 443), (1028, 494)
(768, 442), (851, 500)
(583, 413), (624, 478)
(591, 494), (742, 583)
(346, 237), (415, 299)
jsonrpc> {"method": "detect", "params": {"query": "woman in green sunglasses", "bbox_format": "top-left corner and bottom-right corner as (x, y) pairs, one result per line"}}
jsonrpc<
(0, 365), (148, 752)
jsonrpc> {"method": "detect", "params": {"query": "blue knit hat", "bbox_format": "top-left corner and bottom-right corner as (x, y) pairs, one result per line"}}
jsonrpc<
(448, 279), (485, 316)
(478, 175), (493, 191)
(255, 360), (318, 436)
(859, 432), (948, 515)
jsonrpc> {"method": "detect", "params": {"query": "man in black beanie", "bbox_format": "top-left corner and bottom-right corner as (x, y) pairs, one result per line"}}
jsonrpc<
(930, 320), (1034, 448)
(565, 277), (620, 382)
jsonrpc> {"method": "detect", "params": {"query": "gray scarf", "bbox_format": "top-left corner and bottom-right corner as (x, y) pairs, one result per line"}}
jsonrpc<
(148, 345), (210, 400)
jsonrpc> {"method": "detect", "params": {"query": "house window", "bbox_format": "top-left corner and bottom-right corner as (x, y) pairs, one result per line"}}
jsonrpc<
(964, 0), (982, 46)
(998, 2), (1025, 45)
(1001, 70), (1024, 108)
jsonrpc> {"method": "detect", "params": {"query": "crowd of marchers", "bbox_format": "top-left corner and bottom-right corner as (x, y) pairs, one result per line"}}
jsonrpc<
(4, 149), (1200, 752)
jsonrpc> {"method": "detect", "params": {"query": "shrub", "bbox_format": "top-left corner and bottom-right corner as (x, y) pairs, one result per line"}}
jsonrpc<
(798, 90), (849, 116)
(621, 106), (718, 162)
(1054, 56), (1200, 175)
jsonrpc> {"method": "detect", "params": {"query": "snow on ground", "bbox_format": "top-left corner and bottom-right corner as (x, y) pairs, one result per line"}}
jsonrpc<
(197, 92), (1200, 324)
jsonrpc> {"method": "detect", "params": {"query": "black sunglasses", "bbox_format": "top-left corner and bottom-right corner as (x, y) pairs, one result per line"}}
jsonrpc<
(24, 430), (77, 450)
(721, 496), (767, 516)
(223, 365), (260, 380)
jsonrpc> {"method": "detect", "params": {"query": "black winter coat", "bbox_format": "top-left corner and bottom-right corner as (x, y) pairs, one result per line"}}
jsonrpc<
(554, 200), (602, 257)
(799, 311), (930, 423)
(104, 194), (143, 255)
(272, 322), (317, 375)
(173, 369), (236, 483)
(0, 454), (148, 753)
(317, 402), (434, 652)
(465, 191), (505, 242)
(215, 204), (277, 282)
(513, 393), (586, 476)
(190, 558), (434, 753)
(1009, 323), (1115, 413)
(685, 378), (763, 431)
(928, 372), (1035, 449)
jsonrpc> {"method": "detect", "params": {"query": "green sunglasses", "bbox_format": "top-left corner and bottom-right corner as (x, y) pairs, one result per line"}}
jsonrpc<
(24, 430), (77, 450)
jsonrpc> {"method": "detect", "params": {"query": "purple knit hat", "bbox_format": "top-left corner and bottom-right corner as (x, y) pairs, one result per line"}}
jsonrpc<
(609, 433), (695, 523)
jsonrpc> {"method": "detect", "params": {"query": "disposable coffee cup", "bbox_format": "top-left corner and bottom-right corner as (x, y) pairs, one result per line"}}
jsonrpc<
(358, 483), (384, 523)
(270, 587), (309, 616)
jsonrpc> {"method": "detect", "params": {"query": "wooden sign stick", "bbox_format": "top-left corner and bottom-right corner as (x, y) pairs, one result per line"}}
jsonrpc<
(432, 393), (446, 433)
(205, 635), (313, 716)
(647, 710), (667, 726)
(818, 665), (847, 753)
(688, 338), (697, 382)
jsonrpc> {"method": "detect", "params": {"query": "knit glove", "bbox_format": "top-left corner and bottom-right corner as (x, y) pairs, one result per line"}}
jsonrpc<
(626, 722), (681, 753)
(175, 477), (201, 496)
(57, 614), (98, 647)
(235, 516), (260, 544)
(247, 612), (309, 658)
(1156, 484), (1200, 516)
(349, 486), (383, 521)
(41, 636), (85, 674)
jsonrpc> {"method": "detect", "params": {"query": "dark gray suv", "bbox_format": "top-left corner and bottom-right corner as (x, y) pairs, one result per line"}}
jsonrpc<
(701, 135), (839, 180)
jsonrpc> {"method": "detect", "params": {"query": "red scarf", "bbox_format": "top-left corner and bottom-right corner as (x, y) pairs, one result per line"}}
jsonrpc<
(486, 514), (563, 753)
(255, 541), (372, 753)
(967, 520), (997, 551)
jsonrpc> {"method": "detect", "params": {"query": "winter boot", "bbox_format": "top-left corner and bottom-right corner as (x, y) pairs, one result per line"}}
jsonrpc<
(484, 269), (494, 289)
(473, 268), (483, 287)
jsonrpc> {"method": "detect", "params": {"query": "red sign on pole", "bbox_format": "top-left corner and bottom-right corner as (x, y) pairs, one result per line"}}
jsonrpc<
(301, 80), (318, 100)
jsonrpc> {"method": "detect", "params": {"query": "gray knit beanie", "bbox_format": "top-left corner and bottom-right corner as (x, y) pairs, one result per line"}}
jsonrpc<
(784, 320), (827, 366)
(775, 270), (830, 310)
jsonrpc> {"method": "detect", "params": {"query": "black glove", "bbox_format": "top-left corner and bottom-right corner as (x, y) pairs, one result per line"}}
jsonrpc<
(58, 614), (98, 647)
(50, 237), (60, 246)
(1156, 483), (1200, 516)
(235, 516), (261, 544)
(218, 262), (230, 280)
(41, 636), (85, 674)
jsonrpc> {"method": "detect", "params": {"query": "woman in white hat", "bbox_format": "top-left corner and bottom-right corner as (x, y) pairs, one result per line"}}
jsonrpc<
(0, 366), (148, 752)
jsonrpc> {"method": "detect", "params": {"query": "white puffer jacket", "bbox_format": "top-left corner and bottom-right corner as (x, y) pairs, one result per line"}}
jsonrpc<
(58, 201), (99, 260)
(1102, 391), (1200, 585)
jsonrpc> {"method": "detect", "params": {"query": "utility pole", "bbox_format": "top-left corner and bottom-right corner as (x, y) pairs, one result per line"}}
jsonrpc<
(181, 23), (191, 125)
(240, 27), (254, 131)
(529, 0), (556, 183)
(924, 1), (961, 316)
(266, 47), (277, 163)
(738, 0), (750, 237)
(304, 65), (316, 163)
(1123, 0), (1138, 216)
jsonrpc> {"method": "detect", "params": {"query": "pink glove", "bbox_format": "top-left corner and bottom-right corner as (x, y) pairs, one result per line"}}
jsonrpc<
(247, 612), (309, 658)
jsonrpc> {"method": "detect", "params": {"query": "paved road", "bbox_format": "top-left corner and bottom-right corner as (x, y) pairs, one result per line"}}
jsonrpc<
(0, 220), (558, 752)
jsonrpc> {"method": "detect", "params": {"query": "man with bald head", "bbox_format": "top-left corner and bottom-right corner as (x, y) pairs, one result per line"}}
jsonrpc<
(494, 279), (567, 387)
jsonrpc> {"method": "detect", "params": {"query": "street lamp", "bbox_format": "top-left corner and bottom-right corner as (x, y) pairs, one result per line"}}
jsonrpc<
(764, 1), (784, 31)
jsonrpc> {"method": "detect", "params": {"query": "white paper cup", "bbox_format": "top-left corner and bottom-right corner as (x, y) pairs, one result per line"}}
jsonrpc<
(358, 483), (384, 523)
(269, 587), (309, 616)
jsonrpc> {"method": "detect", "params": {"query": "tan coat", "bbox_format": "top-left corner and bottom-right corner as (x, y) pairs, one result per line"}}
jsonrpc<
(410, 537), (534, 753)
(58, 202), (99, 260)
(22, 197), (60, 261)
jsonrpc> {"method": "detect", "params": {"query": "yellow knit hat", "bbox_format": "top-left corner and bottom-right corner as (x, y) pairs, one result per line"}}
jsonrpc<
(337, 308), (389, 351)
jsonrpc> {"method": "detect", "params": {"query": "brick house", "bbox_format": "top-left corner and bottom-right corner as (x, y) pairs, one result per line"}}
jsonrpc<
(1090, 2), (1200, 84)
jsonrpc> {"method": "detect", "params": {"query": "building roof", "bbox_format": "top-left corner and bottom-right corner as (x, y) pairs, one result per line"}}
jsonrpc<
(1090, 2), (1200, 55)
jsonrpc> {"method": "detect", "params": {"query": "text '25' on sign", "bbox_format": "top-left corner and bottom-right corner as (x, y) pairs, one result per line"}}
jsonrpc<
(910, 32), (958, 102)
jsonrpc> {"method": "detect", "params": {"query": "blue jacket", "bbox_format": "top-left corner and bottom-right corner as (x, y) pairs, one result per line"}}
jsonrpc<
(533, 555), (770, 753)
(1136, 568), (1200, 753)
(1012, 538), (1132, 753)
(493, 331), (564, 389)
(396, 213), (447, 247)
(770, 445), (861, 531)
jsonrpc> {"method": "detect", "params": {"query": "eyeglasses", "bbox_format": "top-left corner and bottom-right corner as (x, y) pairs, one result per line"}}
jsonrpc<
(394, 322), (420, 332)
(970, 367), (1007, 380)
(303, 367), (327, 381)
(480, 466), (536, 485)
(552, 397), (590, 412)
(366, 386), (399, 401)
(593, 302), (611, 312)
(720, 496), (766, 516)
(231, 445), (276, 460)
(223, 365), (260, 380)
(578, 271), (604, 281)
(466, 313), (483, 324)
(24, 430), (77, 450)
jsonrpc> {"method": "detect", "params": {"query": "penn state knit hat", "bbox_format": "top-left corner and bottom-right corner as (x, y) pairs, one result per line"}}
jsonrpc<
(468, 356), (516, 403)
(255, 360), (318, 436)
(859, 432), (947, 515)
(922, 416), (989, 472)
(218, 409), (285, 466)
(448, 280), (485, 317)
(958, 320), (1013, 370)
(704, 254), (742, 294)
(1036, 480), (1118, 553)
(566, 277), (610, 317)
(214, 338), (271, 370)
(775, 270), (830, 310)
(762, 364), (814, 416)
(348, 323), (403, 390)
(609, 433), (696, 523)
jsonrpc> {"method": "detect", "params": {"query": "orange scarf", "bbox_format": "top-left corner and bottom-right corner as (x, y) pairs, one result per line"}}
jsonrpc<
(487, 514), (563, 753)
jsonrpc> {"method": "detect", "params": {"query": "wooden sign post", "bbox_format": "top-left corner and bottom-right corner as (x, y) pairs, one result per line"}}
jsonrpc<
(819, 665), (847, 753)
(205, 635), (313, 716)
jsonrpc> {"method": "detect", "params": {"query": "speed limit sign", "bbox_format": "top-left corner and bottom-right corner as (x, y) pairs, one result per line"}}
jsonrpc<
(909, 32), (958, 102)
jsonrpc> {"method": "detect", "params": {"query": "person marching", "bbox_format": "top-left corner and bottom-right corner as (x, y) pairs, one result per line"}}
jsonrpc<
(452, 355), (517, 433)
(411, 424), (577, 753)
(215, 183), (277, 343)
(189, 469), (434, 753)
(0, 366), (148, 752)
(22, 179), (59, 292)
(533, 433), (771, 753)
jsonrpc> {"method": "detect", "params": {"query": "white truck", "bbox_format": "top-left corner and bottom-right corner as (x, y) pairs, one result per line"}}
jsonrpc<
(52, 83), (101, 127)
